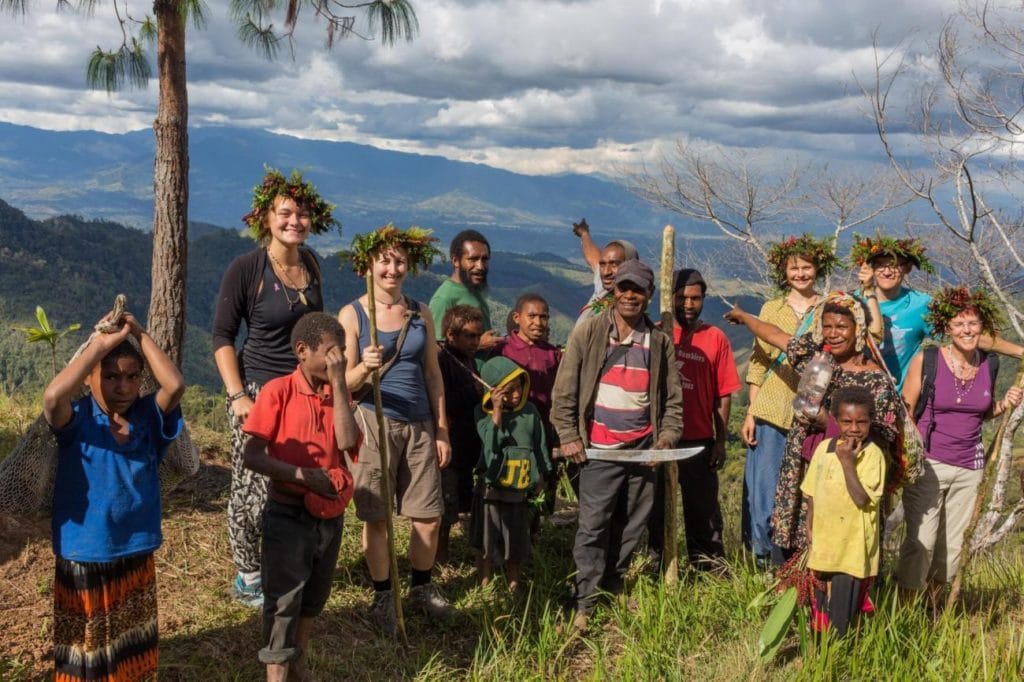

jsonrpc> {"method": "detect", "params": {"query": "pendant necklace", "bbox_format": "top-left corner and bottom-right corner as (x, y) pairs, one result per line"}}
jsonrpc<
(268, 249), (310, 310)
(947, 346), (978, 404)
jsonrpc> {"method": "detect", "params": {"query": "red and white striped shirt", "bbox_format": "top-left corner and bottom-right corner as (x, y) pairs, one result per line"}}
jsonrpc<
(588, 323), (653, 448)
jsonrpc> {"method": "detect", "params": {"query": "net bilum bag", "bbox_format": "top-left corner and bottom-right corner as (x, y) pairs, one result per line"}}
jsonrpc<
(0, 296), (200, 515)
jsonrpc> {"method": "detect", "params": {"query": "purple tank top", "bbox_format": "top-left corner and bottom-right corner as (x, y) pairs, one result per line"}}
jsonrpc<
(917, 353), (993, 470)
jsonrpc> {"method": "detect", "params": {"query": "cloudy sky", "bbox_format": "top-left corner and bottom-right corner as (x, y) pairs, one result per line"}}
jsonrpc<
(0, 0), (961, 177)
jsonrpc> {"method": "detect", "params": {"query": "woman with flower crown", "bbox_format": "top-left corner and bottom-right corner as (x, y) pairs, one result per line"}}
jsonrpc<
(212, 168), (337, 606)
(895, 287), (1023, 610)
(738, 234), (838, 566)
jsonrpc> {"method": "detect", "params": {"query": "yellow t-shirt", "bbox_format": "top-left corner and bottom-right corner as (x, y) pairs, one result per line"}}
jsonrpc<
(746, 297), (807, 430)
(800, 438), (886, 579)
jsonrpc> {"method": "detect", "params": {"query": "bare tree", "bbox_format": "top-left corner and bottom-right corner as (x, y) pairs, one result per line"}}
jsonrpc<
(860, 1), (1024, 556)
(628, 143), (911, 291)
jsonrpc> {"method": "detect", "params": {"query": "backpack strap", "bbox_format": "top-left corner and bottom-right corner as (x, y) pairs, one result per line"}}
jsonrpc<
(599, 343), (631, 380)
(985, 351), (1000, 389)
(913, 346), (939, 422)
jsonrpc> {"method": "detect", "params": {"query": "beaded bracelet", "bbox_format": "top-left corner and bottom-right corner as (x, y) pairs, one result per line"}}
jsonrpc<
(229, 390), (248, 402)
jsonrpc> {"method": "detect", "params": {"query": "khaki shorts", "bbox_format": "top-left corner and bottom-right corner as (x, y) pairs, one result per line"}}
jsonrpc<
(896, 458), (983, 590)
(349, 405), (443, 522)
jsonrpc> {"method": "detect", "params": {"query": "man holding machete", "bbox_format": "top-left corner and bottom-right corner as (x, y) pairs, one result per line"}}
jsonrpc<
(550, 259), (683, 631)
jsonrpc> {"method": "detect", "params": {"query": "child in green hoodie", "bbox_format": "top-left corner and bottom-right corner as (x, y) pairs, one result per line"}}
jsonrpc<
(472, 357), (551, 590)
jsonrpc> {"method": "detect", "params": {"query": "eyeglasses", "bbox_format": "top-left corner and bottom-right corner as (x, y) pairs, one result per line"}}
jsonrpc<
(873, 264), (902, 273)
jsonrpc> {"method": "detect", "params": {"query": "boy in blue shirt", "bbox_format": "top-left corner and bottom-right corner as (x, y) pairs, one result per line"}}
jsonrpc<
(43, 312), (185, 681)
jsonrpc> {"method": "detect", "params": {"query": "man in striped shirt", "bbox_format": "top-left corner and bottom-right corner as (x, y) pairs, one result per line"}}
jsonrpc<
(551, 260), (683, 630)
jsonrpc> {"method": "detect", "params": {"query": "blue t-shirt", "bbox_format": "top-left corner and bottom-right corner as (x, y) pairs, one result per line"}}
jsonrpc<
(875, 288), (933, 389)
(51, 394), (184, 562)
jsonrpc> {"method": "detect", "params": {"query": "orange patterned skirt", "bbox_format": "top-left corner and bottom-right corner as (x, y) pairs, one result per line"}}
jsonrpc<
(53, 553), (158, 682)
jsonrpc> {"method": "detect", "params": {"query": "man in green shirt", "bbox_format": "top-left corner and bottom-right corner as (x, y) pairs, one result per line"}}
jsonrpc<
(429, 229), (501, 351)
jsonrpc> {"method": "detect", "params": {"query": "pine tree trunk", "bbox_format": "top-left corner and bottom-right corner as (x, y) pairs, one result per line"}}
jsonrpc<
(148, 0), (189, 366)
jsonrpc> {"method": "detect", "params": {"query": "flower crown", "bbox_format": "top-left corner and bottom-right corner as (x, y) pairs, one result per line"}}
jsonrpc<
(765, 233), (839, 289)
(242, 168), (338, 242)
(925, 286), (1004, 338)
(849, 233), (935, 274)
(341, 224), (442, 276)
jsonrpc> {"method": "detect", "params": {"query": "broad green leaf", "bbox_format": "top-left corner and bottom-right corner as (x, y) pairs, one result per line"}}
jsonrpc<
(759, 586), (797, 658)
(35, 306), (52, 334)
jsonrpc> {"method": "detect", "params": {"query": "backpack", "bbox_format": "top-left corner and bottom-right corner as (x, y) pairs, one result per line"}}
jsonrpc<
(914, 345), (999, 447)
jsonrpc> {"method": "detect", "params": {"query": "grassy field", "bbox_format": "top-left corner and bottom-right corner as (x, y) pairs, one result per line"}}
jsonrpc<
(2, 389), (1024, 680)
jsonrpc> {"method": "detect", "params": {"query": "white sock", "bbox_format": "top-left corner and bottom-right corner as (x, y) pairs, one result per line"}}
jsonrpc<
(240, 570), (261, 585)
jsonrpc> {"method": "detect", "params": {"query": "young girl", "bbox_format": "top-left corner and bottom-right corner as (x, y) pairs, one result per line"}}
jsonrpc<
(800, 386), (886, 636)
(472, 357), (551, 590)
(43, 312), (185, 680)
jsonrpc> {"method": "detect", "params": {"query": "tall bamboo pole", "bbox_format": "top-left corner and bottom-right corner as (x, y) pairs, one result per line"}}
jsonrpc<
(660, 225), (680, 584)
(365, 271), (408, 644)
(947, 363), (1024, 608)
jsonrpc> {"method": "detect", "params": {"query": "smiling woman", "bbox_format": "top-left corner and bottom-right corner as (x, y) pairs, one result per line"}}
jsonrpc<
(211, 168), (336, 608)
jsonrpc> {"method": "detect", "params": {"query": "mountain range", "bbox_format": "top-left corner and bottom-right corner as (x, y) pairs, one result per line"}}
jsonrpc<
(0, 121), (709, 257)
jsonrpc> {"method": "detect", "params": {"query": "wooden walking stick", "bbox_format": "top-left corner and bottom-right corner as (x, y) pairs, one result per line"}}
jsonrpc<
(365, 270), (409, 644)
(660, 224), (681, 585)
(947, 363), (1024, 608)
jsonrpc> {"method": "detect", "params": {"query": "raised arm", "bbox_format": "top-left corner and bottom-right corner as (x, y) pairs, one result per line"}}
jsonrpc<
(979, 334), (1024, 360)
(125, 315), (185, 414)
(43, 321), (132, 429)
(723, 305), (792, 351)
(573, 218), (601, 271)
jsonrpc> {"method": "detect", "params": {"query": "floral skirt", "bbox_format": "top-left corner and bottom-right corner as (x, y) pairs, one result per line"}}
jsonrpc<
(54, 552), (158, 681)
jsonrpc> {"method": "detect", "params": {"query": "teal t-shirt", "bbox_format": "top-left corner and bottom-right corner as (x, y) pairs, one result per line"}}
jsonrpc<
(876, 288), (933, 389)
(428, 279), (492, 340)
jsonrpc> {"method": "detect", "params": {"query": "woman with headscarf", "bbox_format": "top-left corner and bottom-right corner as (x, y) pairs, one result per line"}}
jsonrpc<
(896, 287), (1022, 608)
(725, 292), (899, 554)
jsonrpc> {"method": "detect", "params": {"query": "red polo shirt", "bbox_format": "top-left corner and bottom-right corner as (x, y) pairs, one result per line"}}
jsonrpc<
(243, 366), (356, 474)
(673, 322), (741, 441)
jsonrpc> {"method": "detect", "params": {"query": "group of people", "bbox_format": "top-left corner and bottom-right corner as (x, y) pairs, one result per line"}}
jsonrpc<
(41, 169), (1023, 680)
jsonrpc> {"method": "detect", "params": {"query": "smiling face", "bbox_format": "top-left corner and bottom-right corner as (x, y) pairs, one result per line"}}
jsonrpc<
(266, 195), (311, 248)
(784, 255), (818, 294)
(835, 402), (871, 442)
(613, 281), (650, 322)
(87, 355), (142, 417)
(514, 300), (550, 344)
(502, 375), (526, 410)
(673, 283), (704, 327)
(870, 255), (912, 294)
(455, 240), (490, 291)
(371, 245), (409, 293)
(821, 310), (858, 358)
(599, 244), (627, 292)
(946, 309), (983, 355)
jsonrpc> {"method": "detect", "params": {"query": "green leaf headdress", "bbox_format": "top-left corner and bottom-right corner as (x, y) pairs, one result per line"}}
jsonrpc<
(849, 232), (935, 274)
(765, 233), (839, 290)
(242, 167), (339, 243)
(925, 286), (1004, 339)
(341, 224), (442, 276)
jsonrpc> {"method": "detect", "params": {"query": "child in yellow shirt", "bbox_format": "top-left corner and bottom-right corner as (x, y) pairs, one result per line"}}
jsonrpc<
(800, 386), (886, 636)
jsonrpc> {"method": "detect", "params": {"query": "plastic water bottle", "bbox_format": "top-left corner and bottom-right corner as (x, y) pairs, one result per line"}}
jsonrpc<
(792, 346), (834, 421)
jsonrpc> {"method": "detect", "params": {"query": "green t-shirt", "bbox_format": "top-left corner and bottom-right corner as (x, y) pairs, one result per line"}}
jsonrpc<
(428, 278), (492, 340)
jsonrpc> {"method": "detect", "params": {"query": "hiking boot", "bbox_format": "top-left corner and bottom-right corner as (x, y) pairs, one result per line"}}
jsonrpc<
(232, 574), (264, 608)
(407, 583), (456, 619)
(369, 590), (399, 637)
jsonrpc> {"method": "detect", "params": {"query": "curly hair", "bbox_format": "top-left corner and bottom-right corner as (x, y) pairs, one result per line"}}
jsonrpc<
(291, 312), (344, 351)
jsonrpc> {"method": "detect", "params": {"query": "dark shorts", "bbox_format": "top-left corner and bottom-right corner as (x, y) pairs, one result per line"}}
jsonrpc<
(259, 500), (344, 665)
(469, 486), (533, 565)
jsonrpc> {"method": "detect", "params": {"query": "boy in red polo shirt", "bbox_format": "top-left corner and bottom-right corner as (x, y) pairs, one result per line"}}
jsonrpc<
(242, 312), (361, 682)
